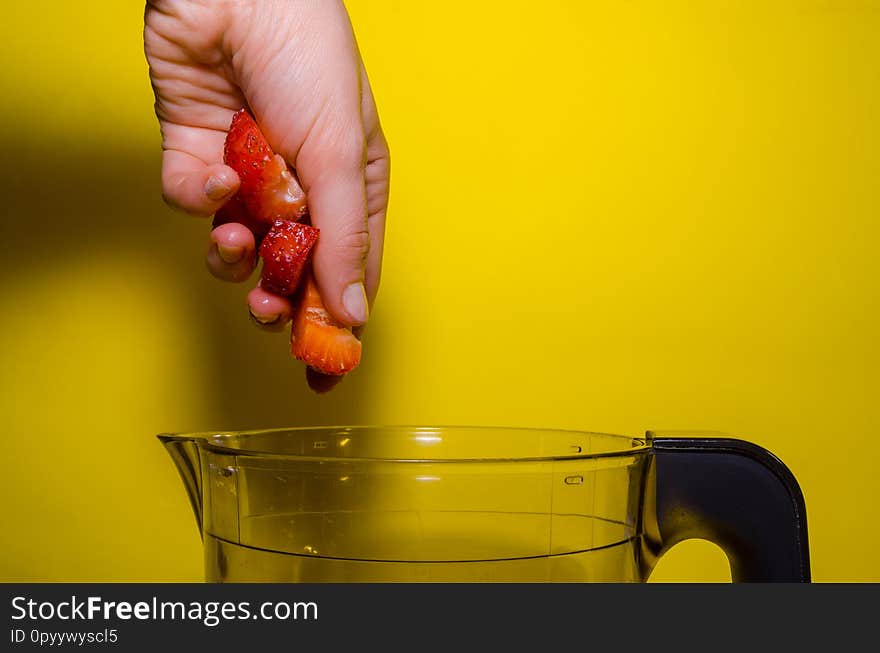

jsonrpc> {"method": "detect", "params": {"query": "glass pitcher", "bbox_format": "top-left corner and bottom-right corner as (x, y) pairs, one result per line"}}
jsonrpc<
(160, 427), (810, 582)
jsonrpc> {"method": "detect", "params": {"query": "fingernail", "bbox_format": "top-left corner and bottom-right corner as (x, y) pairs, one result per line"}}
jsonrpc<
(342, 282), (369, 325)
(249, 307), (283, 329)
(217, 244), (245, 264)
(205, 175), (234, 201)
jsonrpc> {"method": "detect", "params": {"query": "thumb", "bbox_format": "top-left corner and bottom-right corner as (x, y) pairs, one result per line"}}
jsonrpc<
(295, 121), (370, 328)
(234, 0), (370, 326)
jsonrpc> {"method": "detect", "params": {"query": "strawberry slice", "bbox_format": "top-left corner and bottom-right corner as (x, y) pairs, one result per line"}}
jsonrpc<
(223, 109), (308, 225)
(258, 220), (319, 296)
(212, 193), (271, 240)
(218, 108), (363, 387)
(291, 273), (362, 376)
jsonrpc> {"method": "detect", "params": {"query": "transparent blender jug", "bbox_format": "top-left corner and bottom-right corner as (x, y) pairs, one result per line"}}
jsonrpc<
(160, 427), (809, 582)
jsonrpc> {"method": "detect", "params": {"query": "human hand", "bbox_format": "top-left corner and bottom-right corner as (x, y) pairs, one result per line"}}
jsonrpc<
(145, 0), (389, 389)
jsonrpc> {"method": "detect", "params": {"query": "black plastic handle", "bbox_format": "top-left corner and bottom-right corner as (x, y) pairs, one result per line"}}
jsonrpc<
(641, 432), (810, 582)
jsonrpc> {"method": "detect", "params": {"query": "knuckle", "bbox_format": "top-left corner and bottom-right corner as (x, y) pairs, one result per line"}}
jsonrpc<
(161, 180), (212, 217)
(317, 123), (366, 173)
(160, 171), (184, 210)
(335, 227), (370, 264)
(334, 141), (366, 173)
(372, 149), (390, 176)
(378, 134), (391, 162)
(365, 134), (391, 189)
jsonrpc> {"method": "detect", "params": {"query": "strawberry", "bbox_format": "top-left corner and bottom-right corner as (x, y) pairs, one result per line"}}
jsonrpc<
(212, 193), (271, 240)
(223, 109), (308, 225)
(218, 108), (363, 387)
(258, 220), (319, 296)
(291, 273), (362, 376)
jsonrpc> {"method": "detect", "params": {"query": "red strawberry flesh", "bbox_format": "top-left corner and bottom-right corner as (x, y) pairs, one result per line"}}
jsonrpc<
(258, 220), (319, 296)
(223, 109), (308, 224)
(212, 194), (271, 240)
(291, 273), (362, 376)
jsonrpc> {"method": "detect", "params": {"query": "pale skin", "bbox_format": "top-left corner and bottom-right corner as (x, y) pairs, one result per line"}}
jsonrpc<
(144, 0), (390, 390)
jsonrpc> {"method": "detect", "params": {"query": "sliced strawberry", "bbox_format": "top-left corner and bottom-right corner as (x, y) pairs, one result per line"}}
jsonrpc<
(223, 109), (308, 225)
(258, 220), (319, 296)
(291, 273), (362, 376)
(218, 109), (361, 388)
(212, 194), (271, 240)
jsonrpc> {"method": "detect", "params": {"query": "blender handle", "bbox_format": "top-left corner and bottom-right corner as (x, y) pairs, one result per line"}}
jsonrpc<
(644, 432), (810, 582)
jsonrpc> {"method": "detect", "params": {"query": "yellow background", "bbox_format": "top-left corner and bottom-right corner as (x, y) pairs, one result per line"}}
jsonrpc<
(1, 0), (877, 582)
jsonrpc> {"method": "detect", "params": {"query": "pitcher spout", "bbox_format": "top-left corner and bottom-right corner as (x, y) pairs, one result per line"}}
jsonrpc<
(158, 435), (203, 537)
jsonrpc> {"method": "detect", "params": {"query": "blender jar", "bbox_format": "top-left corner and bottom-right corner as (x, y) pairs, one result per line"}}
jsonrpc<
(161, 427), (809, 582)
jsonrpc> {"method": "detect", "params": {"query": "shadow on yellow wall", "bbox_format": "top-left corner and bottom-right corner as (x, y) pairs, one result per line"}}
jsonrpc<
(1, 0), (878, 581)
(0, 139), (398, 580)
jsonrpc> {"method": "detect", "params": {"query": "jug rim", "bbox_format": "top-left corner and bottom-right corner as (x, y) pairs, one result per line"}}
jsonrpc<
(157, 425), (652, 463)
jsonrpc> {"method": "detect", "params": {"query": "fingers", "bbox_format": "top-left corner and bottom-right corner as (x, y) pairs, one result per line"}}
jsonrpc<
(206, 223), (256, 282)
(360, 64), (391, 307)
(208, 225), (293, 330)
(210, 226), (293, 332)
(308, 148), (370, 326)
(363, 130), (390, 306)
(290, 82), (388, 327)
(245, 8), (372, 329)
(162, 149), (239, 217)
(247, 285), (292, 331)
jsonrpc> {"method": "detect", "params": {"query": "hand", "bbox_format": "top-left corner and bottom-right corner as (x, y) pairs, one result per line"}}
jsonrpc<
(144, 0), (390, 379)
